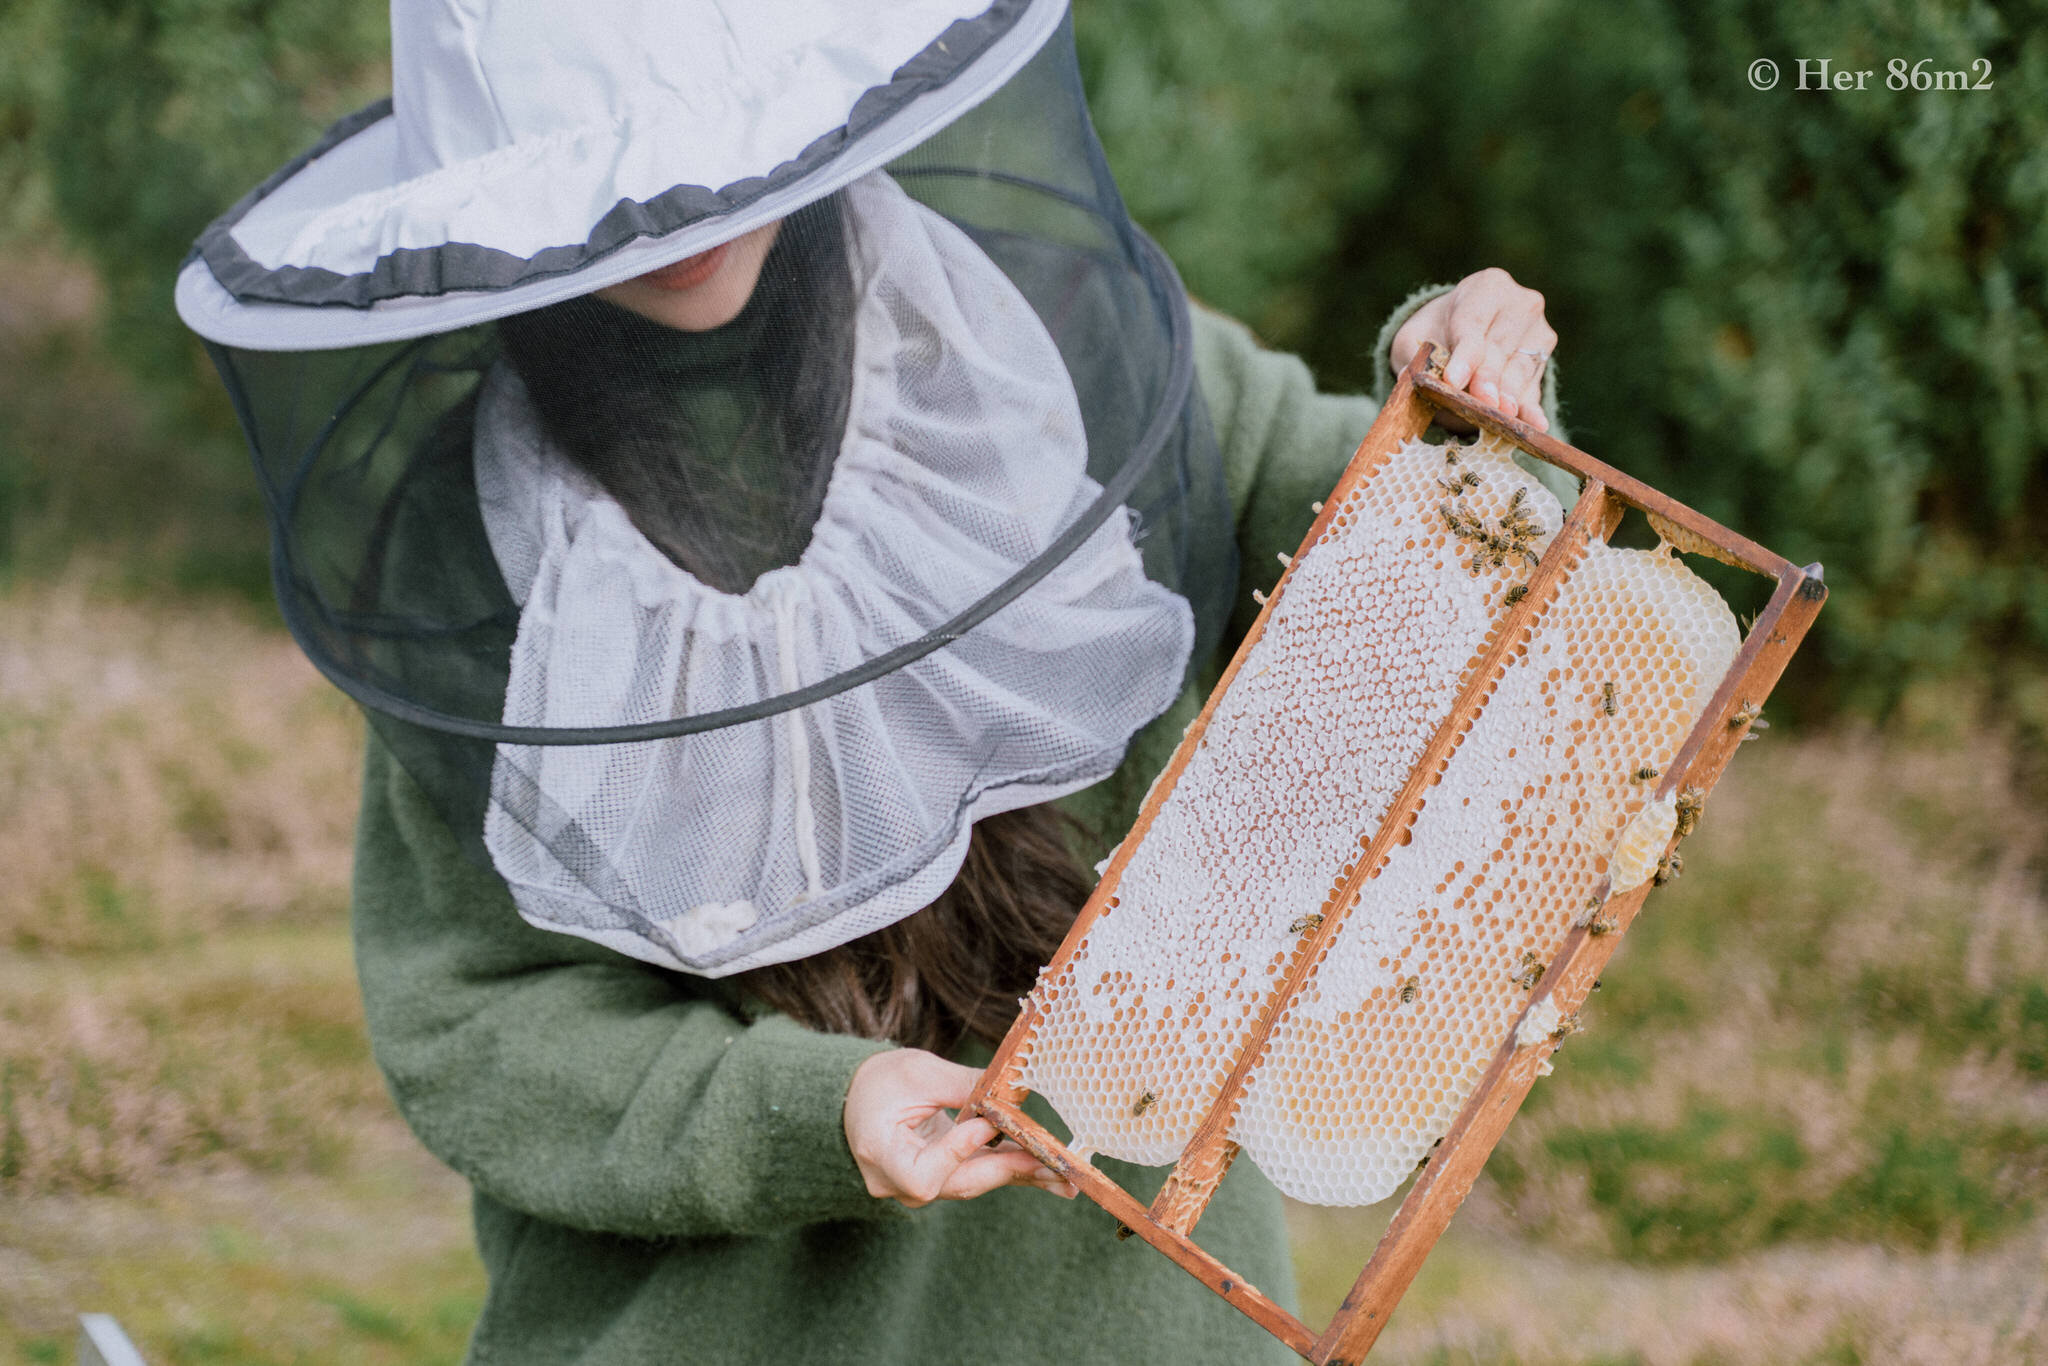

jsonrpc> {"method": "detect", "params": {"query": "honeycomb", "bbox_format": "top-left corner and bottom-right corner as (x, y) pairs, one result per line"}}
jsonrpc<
(1012, 433), (1740, 1205)
(1015, 433), (1562, 1164)
(1231, 538), (1737, 1204)
(1609, 794), (1679, 893)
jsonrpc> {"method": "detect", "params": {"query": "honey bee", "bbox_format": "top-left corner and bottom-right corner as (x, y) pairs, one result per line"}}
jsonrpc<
(1588, 913), (1618, 936)
(1398, 975), (1420, 1004)
(1289, 913), (1325, 935)
(1674, 786), (1706, 839)
(1729, 700), (1760, 729)
(1436, 470), (1480, 494)
(1512, 952), (1546, 991)
(1114, 1222), (1137, 1241)
(1503, 584), (1529, 607)
(1508, 487), (1528, 513)
(1653, 851), (1684, 886)
(1131, 1090), (1157, 1118)
(1601, 680), (1618, 716)
(1632, 765), (1660, 782)
(1591, 978), (1604, 991)
(1549, 1011), (1585, 1043)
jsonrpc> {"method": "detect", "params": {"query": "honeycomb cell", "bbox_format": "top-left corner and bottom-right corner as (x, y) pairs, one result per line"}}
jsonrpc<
(1011, 432), (1738, 1204)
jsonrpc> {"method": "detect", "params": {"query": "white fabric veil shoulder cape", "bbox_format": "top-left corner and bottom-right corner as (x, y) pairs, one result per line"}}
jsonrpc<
(473, 171), (1195, 976)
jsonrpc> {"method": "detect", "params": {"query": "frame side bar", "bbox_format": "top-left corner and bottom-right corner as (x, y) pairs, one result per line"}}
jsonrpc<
(1652, 568), (1801, 803)
(1313, 565), (1829, 1365)
(966, 367), (1438, 1113)
(976, 1098), (1321, 1360)
(1147, 478), (1617, 1238)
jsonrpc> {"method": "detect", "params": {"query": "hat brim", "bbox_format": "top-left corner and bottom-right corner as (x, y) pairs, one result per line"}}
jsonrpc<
(176, 0), (1066, 352)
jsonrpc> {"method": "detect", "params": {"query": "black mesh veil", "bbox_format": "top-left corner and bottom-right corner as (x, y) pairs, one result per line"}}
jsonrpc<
(199, 18), (1238, 971)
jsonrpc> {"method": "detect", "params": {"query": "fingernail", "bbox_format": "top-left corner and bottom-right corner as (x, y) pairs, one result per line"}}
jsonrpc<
(1476, 381), (1498, 402)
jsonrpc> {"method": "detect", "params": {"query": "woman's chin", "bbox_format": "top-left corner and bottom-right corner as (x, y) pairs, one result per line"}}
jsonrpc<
(602, 279), (754, 331)
(599, 221), (784, 332)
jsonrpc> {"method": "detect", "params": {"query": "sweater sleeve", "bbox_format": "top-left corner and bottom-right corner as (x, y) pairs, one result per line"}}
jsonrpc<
(349, 735), (902, 1240)
(1192, 304), (1386, 638)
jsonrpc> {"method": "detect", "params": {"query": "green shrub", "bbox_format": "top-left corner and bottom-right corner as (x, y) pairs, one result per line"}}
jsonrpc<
(3, 0), (2042, 707)
(39, 0), (386, 385)
(1079, 0), (2048, 713)
(0, 0), (378, 589)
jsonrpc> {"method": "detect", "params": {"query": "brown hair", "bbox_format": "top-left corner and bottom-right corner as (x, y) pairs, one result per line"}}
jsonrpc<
(733, 803), (1092, 1055)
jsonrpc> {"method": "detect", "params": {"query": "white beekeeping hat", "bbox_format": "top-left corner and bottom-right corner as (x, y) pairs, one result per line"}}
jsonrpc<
(177, 0), (1067, 348)
(173, 0), (1247, 977)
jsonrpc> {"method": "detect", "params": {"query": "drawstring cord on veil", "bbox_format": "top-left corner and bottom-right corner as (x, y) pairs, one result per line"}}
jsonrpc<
(768, 578), (825, 902)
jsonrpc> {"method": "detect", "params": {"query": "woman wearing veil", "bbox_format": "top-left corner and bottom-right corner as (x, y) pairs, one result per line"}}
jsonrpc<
(176, 0), (1561, 1359)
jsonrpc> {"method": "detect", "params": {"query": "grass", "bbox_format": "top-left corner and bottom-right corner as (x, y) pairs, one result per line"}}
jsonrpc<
(0, 574), (485, 1364)
(0, 583), (361, 961)
(1289, 1201), (2048, 1365)
(1485, 726), (2048, 1264)
(4, 1128), (482, 1366)
(4, 577), (2045, 1365)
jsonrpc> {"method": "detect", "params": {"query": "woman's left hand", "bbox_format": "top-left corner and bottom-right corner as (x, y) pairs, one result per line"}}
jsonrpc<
(844, 1049), (1077, 1208)
(1389, 268), (1557, 431)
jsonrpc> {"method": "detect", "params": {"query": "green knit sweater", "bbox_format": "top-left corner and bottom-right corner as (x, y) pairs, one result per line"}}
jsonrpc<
(351, 298), (1486, 1365)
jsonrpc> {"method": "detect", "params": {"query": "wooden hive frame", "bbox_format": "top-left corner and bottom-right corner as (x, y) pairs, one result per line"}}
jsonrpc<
(962, 343), (1828, 1363)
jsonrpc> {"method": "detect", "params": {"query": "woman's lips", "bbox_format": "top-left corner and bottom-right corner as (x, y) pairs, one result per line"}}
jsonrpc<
(641, 242), (731, 291)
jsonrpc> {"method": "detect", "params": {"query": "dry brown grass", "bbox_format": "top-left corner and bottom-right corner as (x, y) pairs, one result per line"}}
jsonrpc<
(2, 1135), (480, 1364)
(4, 567), (2047, 1363)
(0, 580), (361, 955)
(1288, 1207), (2048, 1365)
(1, 577), (371, 1199)
(0, 933), (389, 1194)
(1467, 723), (2048, 1263)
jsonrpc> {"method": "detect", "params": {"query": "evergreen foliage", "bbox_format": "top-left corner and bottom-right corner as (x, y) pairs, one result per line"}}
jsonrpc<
(36, 0), (385, 383)
(2, 0), (2042, 706)
(1077, 0), (2048, 711)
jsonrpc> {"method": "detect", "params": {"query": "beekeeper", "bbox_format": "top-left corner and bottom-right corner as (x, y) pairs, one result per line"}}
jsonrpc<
(175, 0), (1560, 1359)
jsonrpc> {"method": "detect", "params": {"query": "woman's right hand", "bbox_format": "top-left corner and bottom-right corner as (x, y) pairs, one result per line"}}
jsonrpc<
(844, 1049), (1078, 1208)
